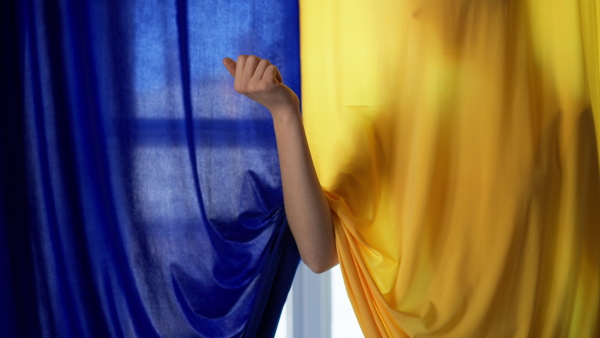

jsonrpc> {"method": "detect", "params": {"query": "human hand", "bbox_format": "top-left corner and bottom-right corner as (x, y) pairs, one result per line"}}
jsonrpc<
(223, 55), (299, 117)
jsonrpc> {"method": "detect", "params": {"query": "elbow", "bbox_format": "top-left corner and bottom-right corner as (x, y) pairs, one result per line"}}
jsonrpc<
(307, 263), (334, 274)
(303, 254), (338, 274)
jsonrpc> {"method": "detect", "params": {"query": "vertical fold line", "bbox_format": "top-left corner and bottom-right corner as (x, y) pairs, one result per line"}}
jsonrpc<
(175, 0), (208, 222)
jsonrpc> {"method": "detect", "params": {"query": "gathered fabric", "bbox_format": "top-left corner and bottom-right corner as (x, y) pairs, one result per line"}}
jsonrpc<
(301, 0), (600, 336)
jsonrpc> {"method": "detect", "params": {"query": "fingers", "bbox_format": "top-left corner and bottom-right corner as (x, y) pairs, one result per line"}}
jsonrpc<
(222, 57), (236, 77)
(253, 59), (271, 82)
(229, 55), (283, 94)
(264, 64), (283, 84)
(242, 55), (261, 83)
(235, 55), (247, 92)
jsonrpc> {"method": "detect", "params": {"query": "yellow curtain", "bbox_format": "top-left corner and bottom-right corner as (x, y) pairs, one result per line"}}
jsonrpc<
(301, 0), (600, 337)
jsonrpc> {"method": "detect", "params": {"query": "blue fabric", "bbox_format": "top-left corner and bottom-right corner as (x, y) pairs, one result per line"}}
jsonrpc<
(0, 0), (300, 337)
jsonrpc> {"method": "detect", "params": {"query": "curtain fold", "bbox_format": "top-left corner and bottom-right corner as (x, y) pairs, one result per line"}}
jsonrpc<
(0, 0), (299, 337)
(301, 0), (600, 336)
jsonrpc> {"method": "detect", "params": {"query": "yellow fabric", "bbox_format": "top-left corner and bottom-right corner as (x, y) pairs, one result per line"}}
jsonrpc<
(301, 1), (600, 337)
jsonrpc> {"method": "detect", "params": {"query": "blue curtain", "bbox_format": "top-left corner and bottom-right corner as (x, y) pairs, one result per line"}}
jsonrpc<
(0, 0), (300, 337)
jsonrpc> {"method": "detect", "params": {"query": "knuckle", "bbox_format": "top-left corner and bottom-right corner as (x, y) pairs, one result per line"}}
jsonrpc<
(259, 59), (271, 66)
(237, 55), (248, 63)
(235, 82), (245, 93)
(247, 55), (259, 63)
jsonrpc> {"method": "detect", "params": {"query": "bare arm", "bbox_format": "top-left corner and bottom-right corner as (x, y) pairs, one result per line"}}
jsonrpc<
(223, 55), (338, 273)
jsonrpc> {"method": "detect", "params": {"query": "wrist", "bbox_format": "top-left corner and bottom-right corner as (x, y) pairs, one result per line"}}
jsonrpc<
(269, 105), (301, 124)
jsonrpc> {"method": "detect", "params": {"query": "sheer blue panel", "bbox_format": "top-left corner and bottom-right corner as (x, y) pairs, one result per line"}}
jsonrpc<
(0, 0), (300, 337)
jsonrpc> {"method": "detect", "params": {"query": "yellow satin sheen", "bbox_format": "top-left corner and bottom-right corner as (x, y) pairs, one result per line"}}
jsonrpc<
(301, 0), (600, 337)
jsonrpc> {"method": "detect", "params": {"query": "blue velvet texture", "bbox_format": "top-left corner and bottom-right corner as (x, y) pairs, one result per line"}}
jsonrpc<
(0, 0), (300, 337)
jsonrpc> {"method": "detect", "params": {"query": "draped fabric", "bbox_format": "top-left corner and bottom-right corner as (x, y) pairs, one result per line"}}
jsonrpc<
(0, 1), (300, 337)
(302, 0), (600, 337)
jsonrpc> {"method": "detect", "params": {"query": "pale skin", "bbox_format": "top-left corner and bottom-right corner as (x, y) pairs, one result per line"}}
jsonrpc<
(223, 55), (338, 273)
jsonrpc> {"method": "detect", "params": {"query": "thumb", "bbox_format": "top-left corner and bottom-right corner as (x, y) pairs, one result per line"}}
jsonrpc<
(222, 57), (236, 77)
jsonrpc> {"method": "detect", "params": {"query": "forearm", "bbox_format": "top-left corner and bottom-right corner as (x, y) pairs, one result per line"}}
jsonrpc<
(271, 106), (338, 273)
(222, 55), (337, 272)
